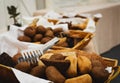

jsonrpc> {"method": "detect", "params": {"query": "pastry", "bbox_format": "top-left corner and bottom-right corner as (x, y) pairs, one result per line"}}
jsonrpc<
(40, 37), (52, 44)
(36, 25), (46, 34)
(33, 34), (43, 42)
(50, 53), (66, 60)
(12, 53), (22, 64)
(40, 53), (53, 59)
(45, 29), (54, 38)
(30, 65), (46, 78)
(18, 35), (32, 42)
(46, 66), (66, 83)
(41, 58), (70, 74)
(55, 37), (68, 47)
(15, 62), (31, 73)
(77, 56), (92, 74)
(65, 55), (77, 78)
(0, 52), (16, 67)
(91, 66), (110, 83)
(0, 65), (20, 83)
(24, 26), (36, 37)
(65, 74), (92, 83)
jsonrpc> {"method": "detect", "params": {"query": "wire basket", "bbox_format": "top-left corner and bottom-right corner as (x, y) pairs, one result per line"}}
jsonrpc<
(53, 30), (94, 50)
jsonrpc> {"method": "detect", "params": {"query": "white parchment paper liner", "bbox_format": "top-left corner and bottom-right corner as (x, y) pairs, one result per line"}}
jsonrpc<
(11, 68), (52, 83)
(0, 27), (53, 83)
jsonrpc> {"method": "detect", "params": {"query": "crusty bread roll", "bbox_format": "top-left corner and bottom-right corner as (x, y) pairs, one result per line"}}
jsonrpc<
(40, 53), (54, 59)
(41, 58), (70, 74)
(46, 66), (66, 83)
(65, 74), (92, 83)
(77, 56), (92, 74)
(30, 65), (46, 78)
(65, 55), (77, 78)
(0, 65), (20, 83)
(0, 52), (16, 67)
(49, 53), (66, 60)
(12, 53), (22, 64)
(15, 62), (31, 73)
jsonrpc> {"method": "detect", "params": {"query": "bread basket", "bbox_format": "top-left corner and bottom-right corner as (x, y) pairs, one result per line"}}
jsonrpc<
(0, 49), (120, 83)
(53, 30), (94, 50)
(45, 49), (120, 83)
(103, 58), (120, 83)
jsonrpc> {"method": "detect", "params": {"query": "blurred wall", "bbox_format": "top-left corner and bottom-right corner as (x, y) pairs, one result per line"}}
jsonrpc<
(88, 4), (120, 54)
(0, 0), (36, 33)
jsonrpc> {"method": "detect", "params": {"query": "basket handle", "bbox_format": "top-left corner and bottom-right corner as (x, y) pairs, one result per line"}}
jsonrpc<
(105, 66), (120, 83)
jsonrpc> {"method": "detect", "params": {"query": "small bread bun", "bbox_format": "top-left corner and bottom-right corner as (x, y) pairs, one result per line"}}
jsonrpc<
(65, 74), (92, 83)
(18, 35), (32, 42)
(77, 56), (92, 74)
(24, 26), (36, 37)
(0, 52), (16, 67)
(46, 66), (66, 83)
(91, 66), (110, 83)
(15, 62), (31, 73)
(30, 65), (46, 78)
(33, 34), (43, 42)
(45, 30), (54, 37)
(50, 53), (66, 60)
(41, 58), (70, 74)
(12, 53), (22, 64)
(36, 25), (46, 34)
(65, 55), (77, 78)
(40, 37), (52, 44)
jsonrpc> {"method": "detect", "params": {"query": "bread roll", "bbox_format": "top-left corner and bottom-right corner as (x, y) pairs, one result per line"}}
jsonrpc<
(33, 34), (43, 42)
(18, 35), (32, 42)
(46, 66), (66, 83)
(24, 27), (36, 37)
(65, 55), (77, 77)
(91, 66), (110, 83)
(50, 53), (66, 60)
(15, 62), (31, 73)
(0, 52), (16, 67)
(65, 74), (92, 83)
(36, 25), (46, 34)
(0, 65), (20, 83)
(12, 53), (22, 64)
(41, 58), (70, 74)
(30, 65), (46, 78)
(77, 56), (92, 74)
(40, 37), (52, 44)
(45, 30), (54, 37)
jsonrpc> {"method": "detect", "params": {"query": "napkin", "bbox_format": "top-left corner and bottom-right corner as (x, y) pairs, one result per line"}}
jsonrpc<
(12, 68), (52, 83)
(0, 25), (43, 57)
(43, 10), (62, 19)
(84, 17), (96, 33)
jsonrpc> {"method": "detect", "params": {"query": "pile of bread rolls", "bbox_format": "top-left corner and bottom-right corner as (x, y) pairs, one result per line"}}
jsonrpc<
(18, 25), (64, 44)
(38, 49), (110, 83)
(3, 49), (109, 83)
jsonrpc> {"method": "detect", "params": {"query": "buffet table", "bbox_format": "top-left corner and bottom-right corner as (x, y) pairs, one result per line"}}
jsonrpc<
(34, 2), (120, 54)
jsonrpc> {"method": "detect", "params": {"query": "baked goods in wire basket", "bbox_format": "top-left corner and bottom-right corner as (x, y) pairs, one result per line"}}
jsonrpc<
(0, 49), (119, 83)
(17, 19), (94, 50)
(42, 49), (120, 83)
(53, 30), (93, 50)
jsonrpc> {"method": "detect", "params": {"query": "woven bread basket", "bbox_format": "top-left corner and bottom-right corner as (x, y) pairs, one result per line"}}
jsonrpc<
(45, 49), (120, 83)
(52, 30), (94, 50)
